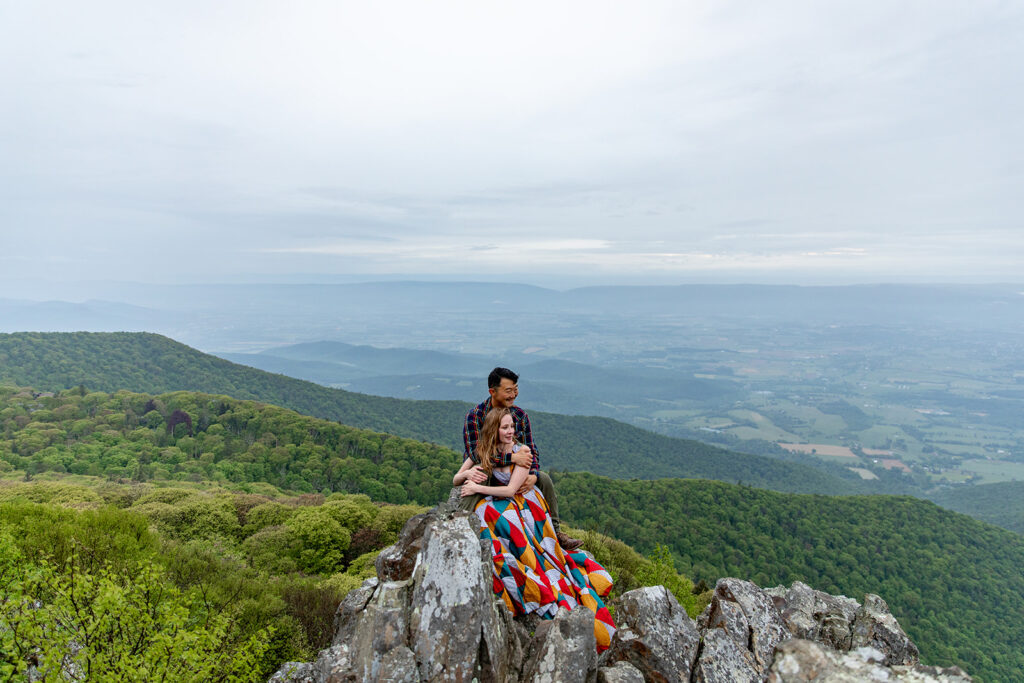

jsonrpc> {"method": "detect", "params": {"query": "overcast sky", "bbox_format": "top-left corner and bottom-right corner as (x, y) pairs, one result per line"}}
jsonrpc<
(2, 1), (1022, 290)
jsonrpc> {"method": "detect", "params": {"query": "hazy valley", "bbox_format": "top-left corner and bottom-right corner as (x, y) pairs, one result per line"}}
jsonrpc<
(4, 282), (1024, 679)
(8, 281), (1019, 492)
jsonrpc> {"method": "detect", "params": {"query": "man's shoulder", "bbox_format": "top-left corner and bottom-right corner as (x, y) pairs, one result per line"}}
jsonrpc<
(511, 405), (530, 419)
(465, 399), (489, 421)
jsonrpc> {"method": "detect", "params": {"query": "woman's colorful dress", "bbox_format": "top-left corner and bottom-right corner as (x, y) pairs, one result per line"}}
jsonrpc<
(472, 468), (616, 652)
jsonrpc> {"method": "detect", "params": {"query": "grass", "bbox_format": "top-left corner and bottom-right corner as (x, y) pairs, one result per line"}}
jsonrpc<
(957, 459), (1024, 484)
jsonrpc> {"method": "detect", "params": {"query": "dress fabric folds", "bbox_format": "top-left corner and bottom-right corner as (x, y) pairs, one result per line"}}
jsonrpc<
(472, 472), (616, 652)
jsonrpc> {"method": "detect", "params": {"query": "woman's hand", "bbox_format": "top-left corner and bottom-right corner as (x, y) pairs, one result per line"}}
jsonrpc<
(466, 465), (488, 484)
(461, 481), (481, 497)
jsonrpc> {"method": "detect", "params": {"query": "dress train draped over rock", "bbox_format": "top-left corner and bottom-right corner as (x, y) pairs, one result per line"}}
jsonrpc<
(472, 470), (616, 651)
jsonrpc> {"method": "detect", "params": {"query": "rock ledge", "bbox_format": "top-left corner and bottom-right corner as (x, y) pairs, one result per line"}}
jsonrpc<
(271, 494), (971, 683)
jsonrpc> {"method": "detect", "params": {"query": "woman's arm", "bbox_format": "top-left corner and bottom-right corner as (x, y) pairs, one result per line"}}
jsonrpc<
(460, 465), (528, 499)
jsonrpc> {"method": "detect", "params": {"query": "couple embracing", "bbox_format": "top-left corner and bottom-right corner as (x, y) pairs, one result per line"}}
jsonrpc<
(453, 367), (615, 652)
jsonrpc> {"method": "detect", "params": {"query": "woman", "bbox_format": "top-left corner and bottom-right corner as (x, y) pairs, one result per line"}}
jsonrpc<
(453, 408), (615, 652)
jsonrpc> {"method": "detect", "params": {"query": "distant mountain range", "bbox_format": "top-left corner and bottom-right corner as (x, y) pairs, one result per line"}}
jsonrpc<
(219, 341), (735, 412)
(5, 282), (1023, 352)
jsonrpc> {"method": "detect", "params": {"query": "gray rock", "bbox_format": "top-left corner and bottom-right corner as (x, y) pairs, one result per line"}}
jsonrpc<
(331, 583), (377, 646)
(851, 594), (920, 666)
(343, 580), (413, 680)
(409, 511), (518, 682)
(375, 512), (430, 582)
(267, 661), (316, 683)
(376, 645), (418, 683)
(693, 628), (759, 683)
(269, 494), (968, 683)
(774, 581), (859, 651)
(311, 643), (358, 683)
(710, 578), (790, 675)
(890, 663), (973, 682)
(767, 639), (971, 682)
(603, 585), (699, 683)
(521, 606), (597, 683)
(596, 661), (645, 683)
(706, 599), (749, 649)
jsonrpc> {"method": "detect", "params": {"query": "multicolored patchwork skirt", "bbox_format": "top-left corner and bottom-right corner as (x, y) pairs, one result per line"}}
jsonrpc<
(473, 489), (616, 652)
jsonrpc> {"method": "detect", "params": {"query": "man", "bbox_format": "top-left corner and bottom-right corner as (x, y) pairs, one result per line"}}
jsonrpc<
(461, 366), (583, 551)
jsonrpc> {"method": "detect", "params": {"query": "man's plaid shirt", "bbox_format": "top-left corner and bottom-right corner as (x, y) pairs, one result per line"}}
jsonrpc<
(462, 398), (540, 476)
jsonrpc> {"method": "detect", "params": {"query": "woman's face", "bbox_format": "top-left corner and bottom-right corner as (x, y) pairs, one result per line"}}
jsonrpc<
(498, 414), (515, 445)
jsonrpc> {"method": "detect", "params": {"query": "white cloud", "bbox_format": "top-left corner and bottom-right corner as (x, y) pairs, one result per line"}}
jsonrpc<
(1, 1), (1022, 286)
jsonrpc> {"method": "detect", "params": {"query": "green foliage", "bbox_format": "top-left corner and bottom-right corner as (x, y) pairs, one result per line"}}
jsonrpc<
(242, 525), (300, 575)
(0, 386), (460, 505)
(0, 331), (858, 494)
(0, 482), (427, 679)
(285, 507), (351, 574)
(928, 481), (1024, 535)
(344, 550), (381, 579)
(135, 496), (241, 543)
(554, 472), (1024, 682)
(244, 501), (295, 535)
(634, 544), (708, 617)
(561, 527), (710, 618)
(0, 529), (270, 682)
(323, 494), (378, 531)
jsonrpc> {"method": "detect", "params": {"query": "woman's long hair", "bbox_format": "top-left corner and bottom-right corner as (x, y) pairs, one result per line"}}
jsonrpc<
(475, 407), (512, 474)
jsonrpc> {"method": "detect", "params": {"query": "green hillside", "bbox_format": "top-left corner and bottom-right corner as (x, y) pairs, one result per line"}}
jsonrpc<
(0, 331), (859, 494)
(0, 384), (1018, 680)
(0, 387), (705, 680)
(0, 477), (703, 681)
(553, 472), (1024, 681)
(927, 481), (1024, 535)
(0, 387), (458, 504)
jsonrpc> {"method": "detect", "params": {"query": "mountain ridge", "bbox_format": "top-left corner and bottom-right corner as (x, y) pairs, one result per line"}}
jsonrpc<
(0, 331), (857, 495)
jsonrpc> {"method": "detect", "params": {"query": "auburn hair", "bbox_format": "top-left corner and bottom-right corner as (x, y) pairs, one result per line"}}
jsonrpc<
(475, 407), (513, 474)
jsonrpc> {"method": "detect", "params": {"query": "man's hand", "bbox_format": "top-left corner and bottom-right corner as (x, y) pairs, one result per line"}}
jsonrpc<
(466, 465), (488, 484)
(510, 446), (533, 469)
(517, 473), (537, 496)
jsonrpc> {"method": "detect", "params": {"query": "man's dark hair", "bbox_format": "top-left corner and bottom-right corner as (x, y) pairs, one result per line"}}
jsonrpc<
(488, 367), (519, 389)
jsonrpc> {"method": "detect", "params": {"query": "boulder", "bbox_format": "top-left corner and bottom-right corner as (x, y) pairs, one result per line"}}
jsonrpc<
(692, 628), (758, 683)
(375, 646), (418, 683)
(520, 605), (597, 683)
(602, 585), (699, 683)
(408, 510), (520, 681)
(767, 639), (970, 682)
(706, 578), (789, 676)
(769, 581), (859, 651)
(851, 594), (920, 666)
(596, 661), (645, 683)
(269, 497), (971, 683)
(267, 662), (315, 683)
(376, 513), (431, 582)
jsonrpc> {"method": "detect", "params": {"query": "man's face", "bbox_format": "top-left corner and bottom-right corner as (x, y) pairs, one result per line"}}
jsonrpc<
(489, 377), (518, 409)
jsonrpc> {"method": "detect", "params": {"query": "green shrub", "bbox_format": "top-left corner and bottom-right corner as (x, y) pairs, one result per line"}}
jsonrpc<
(242, 525), (300, 575)
(243, 501), (294, 536)
(0, 531), (270, 682)
(285, 507), (351, 574)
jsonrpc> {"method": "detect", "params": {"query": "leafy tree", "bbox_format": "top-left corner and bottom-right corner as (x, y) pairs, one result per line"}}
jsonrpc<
(285, 508), (351, 574)
(0, 531), (270, 682)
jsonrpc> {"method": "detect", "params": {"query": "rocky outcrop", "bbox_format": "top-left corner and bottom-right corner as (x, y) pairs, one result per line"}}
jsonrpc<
(602, 585), (699, 682)
(766, 639), (972, 682)
(271, 492), (972, 683)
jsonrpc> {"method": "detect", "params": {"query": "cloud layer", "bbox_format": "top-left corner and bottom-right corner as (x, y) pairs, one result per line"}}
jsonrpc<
(2, 1), (1021, 287)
